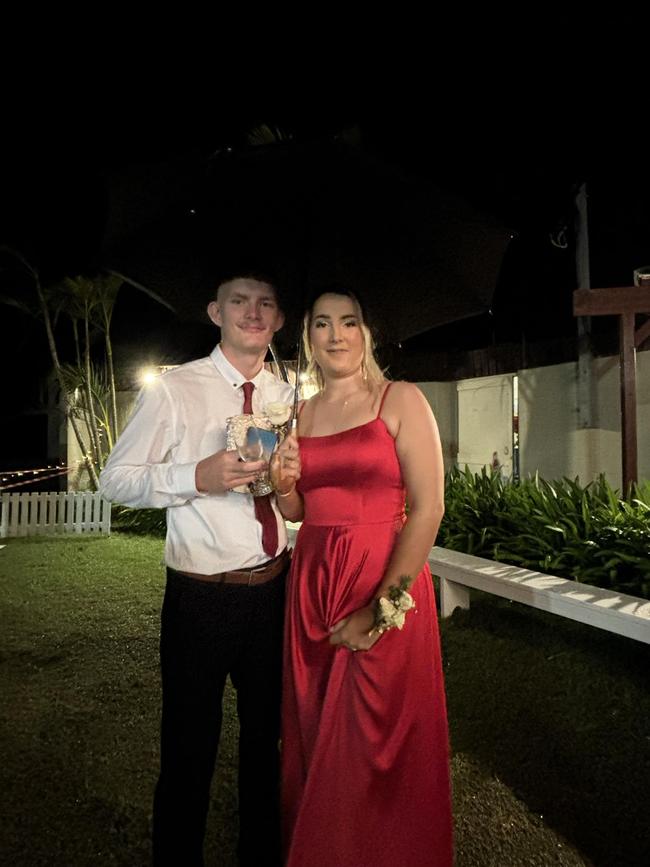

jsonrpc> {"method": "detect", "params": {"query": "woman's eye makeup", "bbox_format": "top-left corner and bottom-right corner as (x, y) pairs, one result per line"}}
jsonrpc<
(313, 318), (358, 328)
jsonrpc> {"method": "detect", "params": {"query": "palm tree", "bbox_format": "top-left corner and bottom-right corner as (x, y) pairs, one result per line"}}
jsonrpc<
(0, 248), (101, 489)
(1, 247), (175, 489)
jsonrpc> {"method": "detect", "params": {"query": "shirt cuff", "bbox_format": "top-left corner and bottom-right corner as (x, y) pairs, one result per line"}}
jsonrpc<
(171, 462), (203, 500)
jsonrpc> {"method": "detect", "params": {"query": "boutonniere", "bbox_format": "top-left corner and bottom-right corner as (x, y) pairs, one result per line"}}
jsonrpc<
(265, 402), (292, 426)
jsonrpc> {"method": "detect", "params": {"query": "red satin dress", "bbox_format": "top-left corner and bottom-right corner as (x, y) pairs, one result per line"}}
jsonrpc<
(281, 390), (453, 867)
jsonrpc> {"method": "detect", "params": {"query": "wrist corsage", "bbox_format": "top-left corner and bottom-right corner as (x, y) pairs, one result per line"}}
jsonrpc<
(369, 576), (415, 637)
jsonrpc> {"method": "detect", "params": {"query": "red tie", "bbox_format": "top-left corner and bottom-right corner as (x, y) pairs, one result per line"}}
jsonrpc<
(242, 381), (278, 559)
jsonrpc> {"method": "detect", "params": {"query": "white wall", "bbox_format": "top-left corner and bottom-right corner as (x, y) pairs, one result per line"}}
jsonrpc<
(519, 350), (650, 487)
(418, 348), (650, 488)
(456, 374), (514, 477)
(518, 362), (581, 482)
(416, 381), (458, 473)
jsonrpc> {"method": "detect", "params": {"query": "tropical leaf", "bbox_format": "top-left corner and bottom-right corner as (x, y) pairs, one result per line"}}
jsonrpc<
(440, 469), (650, 599)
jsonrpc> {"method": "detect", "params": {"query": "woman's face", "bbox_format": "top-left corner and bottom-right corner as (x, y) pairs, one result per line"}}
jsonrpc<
(309, 293), (365, 380)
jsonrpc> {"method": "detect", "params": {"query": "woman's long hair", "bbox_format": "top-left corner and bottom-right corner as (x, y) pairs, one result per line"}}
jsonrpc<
(301, 288), (387, 393)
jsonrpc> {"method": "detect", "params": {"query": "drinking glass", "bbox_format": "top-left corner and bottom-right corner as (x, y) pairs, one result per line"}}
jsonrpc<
(236, 426), (264, 463)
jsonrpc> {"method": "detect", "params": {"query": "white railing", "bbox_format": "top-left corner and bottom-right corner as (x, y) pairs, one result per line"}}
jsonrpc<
(0, 491), (111, 538)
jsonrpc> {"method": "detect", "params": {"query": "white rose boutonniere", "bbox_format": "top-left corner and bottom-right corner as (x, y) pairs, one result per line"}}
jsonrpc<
(265, 402), (292, 427)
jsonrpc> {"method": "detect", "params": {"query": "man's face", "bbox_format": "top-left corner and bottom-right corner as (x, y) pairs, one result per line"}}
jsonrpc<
(208, 278), (284, 354)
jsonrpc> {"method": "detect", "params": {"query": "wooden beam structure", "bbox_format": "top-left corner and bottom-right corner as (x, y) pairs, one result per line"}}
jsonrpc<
(573, 286), (650, 491)
(574, 287), (650, 317)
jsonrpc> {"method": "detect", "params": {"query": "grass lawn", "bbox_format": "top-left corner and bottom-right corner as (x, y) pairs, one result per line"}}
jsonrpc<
(1, 534), (649, 866)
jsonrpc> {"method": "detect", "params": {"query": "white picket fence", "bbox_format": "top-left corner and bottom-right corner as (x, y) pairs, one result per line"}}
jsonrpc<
(0, 491), (111, 538)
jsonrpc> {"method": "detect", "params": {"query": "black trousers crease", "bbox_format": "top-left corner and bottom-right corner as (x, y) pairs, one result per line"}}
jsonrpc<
(152, 566), (286, 867)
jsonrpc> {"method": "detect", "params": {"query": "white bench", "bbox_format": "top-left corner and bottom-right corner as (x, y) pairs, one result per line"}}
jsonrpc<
(428, 546), (650, 645)
(285, 527), (650, 644)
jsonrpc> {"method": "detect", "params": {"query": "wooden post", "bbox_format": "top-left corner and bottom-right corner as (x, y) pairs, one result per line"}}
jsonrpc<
(619, 313), (637, 492)
(575, 183), (594, 429)
(574, 286), (650, 490)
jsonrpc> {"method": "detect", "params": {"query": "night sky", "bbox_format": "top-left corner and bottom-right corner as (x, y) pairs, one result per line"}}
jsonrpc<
(2, 82), (648, 471)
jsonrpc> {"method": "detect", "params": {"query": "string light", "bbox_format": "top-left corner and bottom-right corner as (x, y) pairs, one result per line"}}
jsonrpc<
(0, 462), (89, 492)
(0, 464), (70, 477)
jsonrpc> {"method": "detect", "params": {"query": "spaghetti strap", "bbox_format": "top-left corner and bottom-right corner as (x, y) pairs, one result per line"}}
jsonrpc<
(376, 382), (394, 419)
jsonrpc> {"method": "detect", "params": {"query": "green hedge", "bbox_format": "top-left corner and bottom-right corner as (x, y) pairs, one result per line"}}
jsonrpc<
(111, 505), (167, 537)
(438, 468), (650, 599)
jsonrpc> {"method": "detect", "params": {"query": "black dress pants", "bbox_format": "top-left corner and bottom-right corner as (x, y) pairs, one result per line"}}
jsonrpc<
(152, 565), (286, 867)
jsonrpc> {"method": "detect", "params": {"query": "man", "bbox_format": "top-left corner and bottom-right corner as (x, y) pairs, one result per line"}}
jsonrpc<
(100, 273), (294, 866)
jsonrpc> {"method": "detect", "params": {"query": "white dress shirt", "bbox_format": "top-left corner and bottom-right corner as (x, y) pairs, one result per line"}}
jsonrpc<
(100, 344), (294, 573)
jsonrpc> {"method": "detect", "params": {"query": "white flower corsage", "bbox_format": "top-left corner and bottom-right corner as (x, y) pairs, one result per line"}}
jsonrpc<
(369, 576), (416, 636)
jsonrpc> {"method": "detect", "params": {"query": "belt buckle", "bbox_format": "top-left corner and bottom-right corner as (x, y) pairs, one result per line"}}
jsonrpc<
(246, 553), (281, 587)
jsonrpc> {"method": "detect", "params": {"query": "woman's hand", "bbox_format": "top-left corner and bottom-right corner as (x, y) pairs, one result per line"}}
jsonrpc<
(329, 604), (380, 652)
(270, 433), (301, 495)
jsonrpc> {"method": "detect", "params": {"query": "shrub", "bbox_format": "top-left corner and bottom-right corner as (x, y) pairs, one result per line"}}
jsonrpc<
(439, 468), (650, 599)
(111, 505), (166, 537)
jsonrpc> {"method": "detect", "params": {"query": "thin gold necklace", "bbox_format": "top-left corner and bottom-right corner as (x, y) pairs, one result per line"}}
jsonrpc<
(321, 387), (367, 410)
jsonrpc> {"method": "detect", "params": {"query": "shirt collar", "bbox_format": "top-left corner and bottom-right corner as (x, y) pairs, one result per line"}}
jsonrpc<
(210, 344), (268, 391)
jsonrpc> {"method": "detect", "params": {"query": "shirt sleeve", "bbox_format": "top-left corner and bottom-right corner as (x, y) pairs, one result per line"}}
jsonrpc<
(99, 380), (199, 509)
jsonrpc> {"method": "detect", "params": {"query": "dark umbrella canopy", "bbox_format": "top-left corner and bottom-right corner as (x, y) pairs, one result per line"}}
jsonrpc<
(102, 139), (513, 349)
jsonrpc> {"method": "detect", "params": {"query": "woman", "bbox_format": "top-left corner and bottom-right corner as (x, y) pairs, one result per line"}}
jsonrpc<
(272, 290), (453, 867)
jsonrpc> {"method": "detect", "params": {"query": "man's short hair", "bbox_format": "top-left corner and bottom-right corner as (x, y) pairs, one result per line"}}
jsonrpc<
(214, 268), (283, 309)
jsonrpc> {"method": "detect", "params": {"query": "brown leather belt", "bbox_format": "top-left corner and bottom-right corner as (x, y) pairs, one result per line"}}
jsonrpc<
(177, 548), (290, 586)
